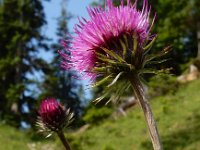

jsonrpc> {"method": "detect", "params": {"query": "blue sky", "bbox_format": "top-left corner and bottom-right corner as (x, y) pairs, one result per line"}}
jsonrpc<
(40, 0), (98, 62)
(43, 0), (98, 41)
(41, 0), (98, 100)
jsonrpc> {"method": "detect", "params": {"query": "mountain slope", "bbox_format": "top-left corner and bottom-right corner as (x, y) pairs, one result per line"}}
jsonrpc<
(70, 79), (200, 150)
(0, 79), (200, 150)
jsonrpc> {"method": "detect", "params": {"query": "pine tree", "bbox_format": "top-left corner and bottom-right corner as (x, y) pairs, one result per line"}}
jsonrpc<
(39, 0), (82, 123)
(149, 0), (200, 73)
(0, 0), (48, 127)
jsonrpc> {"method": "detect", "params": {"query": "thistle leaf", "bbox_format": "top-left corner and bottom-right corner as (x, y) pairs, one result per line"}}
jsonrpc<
(91, 75), (112, 88)
(133, 32), (138, 52)
(139, 68), (158, 74)
(98, 56), (120, 64)
(96, 52), (119, 64)
(145, 59), (169, 65)
(130, 33), (138, 63)
(143, 35), (157, 52)
(93, 92), (109, 104)
(110, 81), (130, 103)
(106, 94), (120, 105)
(45, 133), (53, 138)
(120, 38), (127, 59)
(96, 52), (132, 70)
(93, 79), (131, 104)
(145, 46), (172, 62)
(140, 68), (172, 75)
(101, 47), (126, 63)
(105, 95), (115, 105)
(107, 72), (124, 87)
(92, 66), (108, 73)
(123, 35), (129, 49)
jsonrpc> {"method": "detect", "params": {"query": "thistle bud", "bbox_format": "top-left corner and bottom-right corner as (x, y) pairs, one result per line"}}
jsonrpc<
(37, 98), (73, 136)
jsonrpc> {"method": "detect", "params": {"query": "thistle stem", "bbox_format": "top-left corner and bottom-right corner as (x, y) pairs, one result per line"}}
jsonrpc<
(129, 75), (163, 150)
(57, 131), (72, 150)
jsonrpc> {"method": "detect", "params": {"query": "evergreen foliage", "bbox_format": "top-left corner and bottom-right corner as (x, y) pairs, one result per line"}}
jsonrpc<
(0, 0), (82, 128)
(150, 0), (200, 74)
(0, 0), (48, 127)
(39, 0), (82, 122)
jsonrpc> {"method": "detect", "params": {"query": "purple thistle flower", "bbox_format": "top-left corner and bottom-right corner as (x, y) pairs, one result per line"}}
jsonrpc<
(37, 98), (73, 135)
(60, 0), (155, 80)
(59, 1), (170, 149)
(60, 0), (171, 103)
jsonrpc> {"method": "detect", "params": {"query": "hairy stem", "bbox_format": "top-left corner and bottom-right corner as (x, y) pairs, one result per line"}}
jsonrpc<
(130, 75), (163, 150)
(57, 131), (72, 150)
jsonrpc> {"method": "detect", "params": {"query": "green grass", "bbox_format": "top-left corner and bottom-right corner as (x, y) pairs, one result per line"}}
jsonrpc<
(0, 124), (29, 150)
(70, 79), (200, 150)
(0, 79), (200, 150)
(0, 124), (55, 150)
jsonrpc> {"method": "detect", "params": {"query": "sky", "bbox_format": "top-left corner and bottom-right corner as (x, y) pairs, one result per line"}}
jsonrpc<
(43, 0), (98, 42)
(40, 0), (98, 63)
(41, 0), (98, 100)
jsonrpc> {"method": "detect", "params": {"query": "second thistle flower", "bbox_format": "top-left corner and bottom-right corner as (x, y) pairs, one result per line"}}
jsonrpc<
(37, 98), (73, 136)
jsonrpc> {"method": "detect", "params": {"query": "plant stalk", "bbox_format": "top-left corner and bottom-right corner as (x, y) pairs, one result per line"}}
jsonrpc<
(57, 131), (72, 150)
(129, 75), (163, 150)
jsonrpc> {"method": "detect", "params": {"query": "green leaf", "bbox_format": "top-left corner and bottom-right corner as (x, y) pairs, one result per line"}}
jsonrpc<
(139, 68), (159, 74)
(133, 32), (138, 52)
(143, 35), (157, 53)
(139, 68), (172, 75)
(92, 67), (108, 73)
(91, 75), (112, 88)
(131, 33), (138, 63)
(145, 59), (169, 65)
(101, 47), (126, 63)
(107, 72), (124, 87)
(123, 35), (129, 49)
(97, 53), (120, 64)
(93, 92), (109, 104)
(145, 46), (172, 62)
(96, 52), (130, 68)
(120, 38), (127, 59)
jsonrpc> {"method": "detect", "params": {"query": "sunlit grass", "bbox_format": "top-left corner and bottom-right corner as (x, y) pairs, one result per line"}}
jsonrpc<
(0, 124), (29, 150)
(0, 124), (55, 150)
(0, 79), (200, 150)
(70, 79), (200, 150)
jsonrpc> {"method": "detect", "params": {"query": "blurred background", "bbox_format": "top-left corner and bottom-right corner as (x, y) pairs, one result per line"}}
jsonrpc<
(0, 0), (200, 150)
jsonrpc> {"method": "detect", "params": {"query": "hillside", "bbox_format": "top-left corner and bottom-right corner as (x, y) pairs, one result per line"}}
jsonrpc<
(0, 79), (200, 150)
(0, 124), (55, 150)
(70, 79), (200, 150)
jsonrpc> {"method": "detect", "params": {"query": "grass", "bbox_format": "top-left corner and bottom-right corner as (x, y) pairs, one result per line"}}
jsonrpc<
(0, 124), (55, 150)
(0, 79), (200, 150)
(69, 79), (200, 150)
(0, 124), (29, 150)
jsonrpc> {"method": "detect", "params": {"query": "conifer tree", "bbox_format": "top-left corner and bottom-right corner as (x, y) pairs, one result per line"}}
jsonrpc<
(0, 0), (48, 127)
(39, 0), (82, 122)
(150, 0), (200, 73)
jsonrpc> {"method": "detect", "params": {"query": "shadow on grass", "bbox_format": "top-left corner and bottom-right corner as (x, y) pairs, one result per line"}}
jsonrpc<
(141, 113), (200, 150)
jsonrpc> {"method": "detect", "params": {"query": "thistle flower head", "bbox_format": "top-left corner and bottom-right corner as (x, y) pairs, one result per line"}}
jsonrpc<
(37, 98), (73, 136)
(61, 0), (152, 77)
(60, 0), (171, 103)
